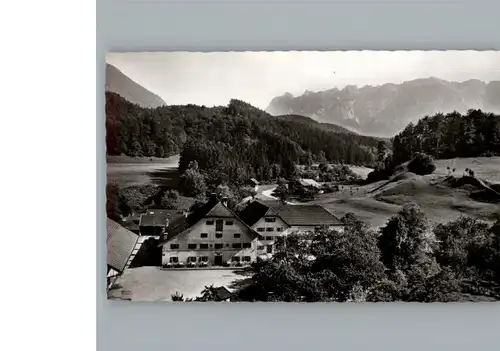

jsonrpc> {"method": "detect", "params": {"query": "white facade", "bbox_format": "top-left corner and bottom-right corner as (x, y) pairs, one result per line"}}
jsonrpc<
(162, 216), (264, 267)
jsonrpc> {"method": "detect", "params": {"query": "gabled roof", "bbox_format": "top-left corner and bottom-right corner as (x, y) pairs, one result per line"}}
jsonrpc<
(214, 286), (232, 301)
(269, 204), (342, 226)
(107, 218), (139, 273)
(159, 199), (261, 245)
(205, 202), (234, 218)
(238, 200), (279, 227)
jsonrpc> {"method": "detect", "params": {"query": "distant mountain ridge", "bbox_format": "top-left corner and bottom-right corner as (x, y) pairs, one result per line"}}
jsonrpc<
(105, 63), (166, 108)
(266, 77), (500, 137)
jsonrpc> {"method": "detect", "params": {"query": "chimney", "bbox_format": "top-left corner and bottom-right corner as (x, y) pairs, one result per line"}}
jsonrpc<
(221, 196), (228, 207)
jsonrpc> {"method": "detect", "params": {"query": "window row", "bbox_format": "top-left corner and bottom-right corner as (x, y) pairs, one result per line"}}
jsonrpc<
(205, 220), (233, 225)
(200, 232), (242, 238)
(170, 243), (252, 250)
(169, 256), (209, 263)
(256, 227), (283, 232)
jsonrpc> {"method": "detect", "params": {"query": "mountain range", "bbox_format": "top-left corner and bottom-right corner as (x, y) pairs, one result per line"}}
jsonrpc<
(105, 64), (166, 108)
(266, 78), (500, 137)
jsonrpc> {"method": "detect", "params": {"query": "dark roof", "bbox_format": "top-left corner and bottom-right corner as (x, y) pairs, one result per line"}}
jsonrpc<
(239, 201), (277, 227)
(140, 209), (180, 227)
(160, 199), (261, 245)
(269, 204), (342, 226)
(214, 286), (232, 301)
(107, 218), (139, 273)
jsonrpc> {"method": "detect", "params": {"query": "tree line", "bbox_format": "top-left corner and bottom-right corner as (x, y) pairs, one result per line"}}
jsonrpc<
(392, 109), (500, 165)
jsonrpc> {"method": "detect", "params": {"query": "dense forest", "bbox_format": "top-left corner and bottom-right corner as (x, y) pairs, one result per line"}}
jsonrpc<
(106, 92), (383, 187)
(392, 109), (500, 165)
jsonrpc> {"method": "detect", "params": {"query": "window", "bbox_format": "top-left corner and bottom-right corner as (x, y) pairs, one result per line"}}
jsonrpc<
(231, 256), (240, 262)
(215, 219), (223, 231)
(188, 256), (197, 262)
(242, 243), (251, 249)
(243, 256), (251, 262)
(234, 233), (241, 238)
(169, 257), (178, 263)
(214, 243), (223, 249)
(265, 217), (276, 223)
(257, 245), (264, 250)
(265, 236), (273, 241)
(257, 228), (265, 232)
(206, 220), (214, 225)
(232, 243), (242, 249)
(199, 256), (208, 262)
(170, 244), (179, 250)
(225, 220), (234, 225)
(276, 227), (283, 232)
(200, 244), (209, 249)
(188, 244), (197, 250)
(215, 233), (223, 238)
(267, 245), (273, 253)
(266, 227), (274, 232)
(200, 233), (208, 238)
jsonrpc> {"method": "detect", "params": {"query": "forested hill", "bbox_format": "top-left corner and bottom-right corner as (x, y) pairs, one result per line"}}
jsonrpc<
(392, 109), (500, 165)
(275, 114), (356, 134)
(106, 92), (383, 183)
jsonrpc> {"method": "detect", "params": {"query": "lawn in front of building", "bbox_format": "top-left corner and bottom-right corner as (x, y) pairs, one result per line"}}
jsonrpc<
(109, 267), (250, 301)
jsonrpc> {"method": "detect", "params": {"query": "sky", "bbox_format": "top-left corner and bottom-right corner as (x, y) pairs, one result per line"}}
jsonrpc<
(107, 51), (500, 110)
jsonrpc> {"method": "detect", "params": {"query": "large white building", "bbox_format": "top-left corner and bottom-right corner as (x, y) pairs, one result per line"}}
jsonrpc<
(159, 196), (265, 267)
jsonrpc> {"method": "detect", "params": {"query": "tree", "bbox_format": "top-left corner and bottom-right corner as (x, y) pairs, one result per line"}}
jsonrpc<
(118, 186), (150, 215)
(376, 140), (386, 166)
(171, 292), (184, 301)
(196, 285), (220, 301)
(272, 184), (290, 204)
(433, 216), (490, 276)
(407, 152), (436, 175)
(179, 161), (207, 197)
(378, 203), (438, 273)
(237, 186), (257, 199)
(106, 183), (122, 221)
(155, 145), (165, 158)
(160, 189), (180, 209)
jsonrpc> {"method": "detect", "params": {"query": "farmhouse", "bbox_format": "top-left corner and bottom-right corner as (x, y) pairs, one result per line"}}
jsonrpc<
(107, 218), (140, 289)
(159, 195), (264, 267)
(238, 200), (343, 255)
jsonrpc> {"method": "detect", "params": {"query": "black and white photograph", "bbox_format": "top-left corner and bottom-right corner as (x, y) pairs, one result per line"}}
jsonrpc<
(105, 51), (500, 302)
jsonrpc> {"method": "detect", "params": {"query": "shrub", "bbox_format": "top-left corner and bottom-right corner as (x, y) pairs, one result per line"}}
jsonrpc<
(407, 152), (436, 175)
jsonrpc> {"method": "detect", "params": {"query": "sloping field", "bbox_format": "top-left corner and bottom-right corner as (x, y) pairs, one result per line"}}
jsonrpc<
(433, 157), (500, 184)
(311, 157), (500, 229)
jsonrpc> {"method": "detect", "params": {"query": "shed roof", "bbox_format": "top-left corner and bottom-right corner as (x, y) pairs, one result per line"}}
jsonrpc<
(107, 218), (139, 273)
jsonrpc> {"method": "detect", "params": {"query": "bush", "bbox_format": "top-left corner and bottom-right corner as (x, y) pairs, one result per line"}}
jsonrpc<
(160, 190), (180, 209)
(407, 152), (436, 175)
